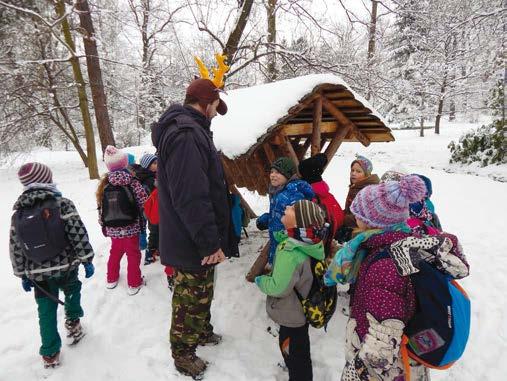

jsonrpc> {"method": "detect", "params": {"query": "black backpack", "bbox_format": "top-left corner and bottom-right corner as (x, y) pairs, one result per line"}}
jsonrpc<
(15, 198), (68, 264)
(101, 184), (139, 227)
(295, 257), (338, 329)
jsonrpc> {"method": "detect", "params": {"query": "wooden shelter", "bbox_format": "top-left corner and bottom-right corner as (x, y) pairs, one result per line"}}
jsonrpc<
(214, 75), (394, 217)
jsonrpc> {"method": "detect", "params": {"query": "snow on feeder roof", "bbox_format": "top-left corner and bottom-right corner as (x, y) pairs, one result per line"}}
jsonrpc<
(213, 73), (394, 197)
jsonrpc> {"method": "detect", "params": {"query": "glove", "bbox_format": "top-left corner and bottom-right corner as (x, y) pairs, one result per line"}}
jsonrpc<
(21, 276), (33, 292)
(256, 217), (268, 231)
(83, 262), (95, 278)
(139, 231), (148, 250)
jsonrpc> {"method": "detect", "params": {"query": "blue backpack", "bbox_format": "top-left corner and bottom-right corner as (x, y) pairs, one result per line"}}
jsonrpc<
(371, 252), (471, 375)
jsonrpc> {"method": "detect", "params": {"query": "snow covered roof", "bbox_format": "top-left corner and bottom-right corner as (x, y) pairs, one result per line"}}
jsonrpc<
(213, 73), (392, 158)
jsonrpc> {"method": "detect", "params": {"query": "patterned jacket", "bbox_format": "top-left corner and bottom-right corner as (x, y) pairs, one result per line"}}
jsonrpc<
(257, 179), (314, 263)
(99, 170), (148, 238)
(341, 230), (469, 381)
(9, 189), (94, 282)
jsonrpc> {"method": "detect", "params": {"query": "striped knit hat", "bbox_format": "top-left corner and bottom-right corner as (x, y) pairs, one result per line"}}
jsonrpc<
(140, 153), (157, 169)
(350, 175), (427, 228)
(294, 200), (326, 228)
(104, 145), (128, 172)
(18, 162), (53, 186)
(351, 154), (373, 176)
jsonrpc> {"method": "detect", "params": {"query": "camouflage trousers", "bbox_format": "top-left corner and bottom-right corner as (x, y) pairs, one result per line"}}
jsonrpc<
(170, 267), (214, 357)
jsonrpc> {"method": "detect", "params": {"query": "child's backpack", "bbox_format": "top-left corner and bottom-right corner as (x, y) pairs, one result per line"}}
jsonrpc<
(101, 184), (139, 227)
(144, 188), (159, 225)
(314, 194), (344, 257)
(371, 252), (471, 375)
(14, 198), (68, 264)
(295, 257), (338, 329)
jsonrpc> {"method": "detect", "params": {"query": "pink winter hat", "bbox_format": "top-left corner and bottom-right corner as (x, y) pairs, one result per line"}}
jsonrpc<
(104, 145), (128, 172)
(350, 175), (427, 228)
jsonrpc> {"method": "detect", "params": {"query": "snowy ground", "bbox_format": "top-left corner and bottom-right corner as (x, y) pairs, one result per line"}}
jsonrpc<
(0, 121), (506, 380)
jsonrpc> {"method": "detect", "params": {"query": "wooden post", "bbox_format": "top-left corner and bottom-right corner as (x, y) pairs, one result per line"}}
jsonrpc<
(253, 152), (270, 194)
(280, 132), (299, 167)
(263, 142), (276, 163)
(311, 96), (322, 156)
(324, 123), (351, 166)
(298, 137), (312, 160)
(321, 95), (371, 147)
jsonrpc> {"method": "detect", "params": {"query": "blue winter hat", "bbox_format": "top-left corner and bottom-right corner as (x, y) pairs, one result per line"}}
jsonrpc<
(127, 153), (136, 165)
(140, 153), (157, 169)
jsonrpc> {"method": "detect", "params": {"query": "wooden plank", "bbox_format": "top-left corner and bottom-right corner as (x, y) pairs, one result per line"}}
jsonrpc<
(280, 131), (300, 167)
(284, 121), (337, 136)
(311, 96), (322, 156)
(324, 123), (351, 165)
(329, 99), (364, 108)
(321, 95), (371, 147)
(253, 151), (270, 194)
(263, 142), (276, 163)
(227, 157), (248, 188)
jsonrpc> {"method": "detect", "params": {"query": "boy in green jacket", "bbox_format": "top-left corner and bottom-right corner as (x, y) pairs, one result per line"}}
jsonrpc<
(256, 199), (326, 381)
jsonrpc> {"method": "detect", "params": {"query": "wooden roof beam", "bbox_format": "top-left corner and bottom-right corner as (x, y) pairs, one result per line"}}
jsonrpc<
(311, 96), (322, 156)
(324, 123), (351, 166)
(321, 95), (371, 147)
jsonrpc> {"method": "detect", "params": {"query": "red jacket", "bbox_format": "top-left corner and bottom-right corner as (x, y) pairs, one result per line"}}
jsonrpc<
(311, 180), (344, 239)
(144, 188), (159, 225)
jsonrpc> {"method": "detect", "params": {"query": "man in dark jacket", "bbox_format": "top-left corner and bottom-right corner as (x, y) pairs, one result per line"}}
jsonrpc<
(151, 78), (233, 379)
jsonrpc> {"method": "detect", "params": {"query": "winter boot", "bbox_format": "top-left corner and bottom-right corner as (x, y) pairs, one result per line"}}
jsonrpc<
(106, 280), (118, 289)
(128, 277), (146, 296)
(144, 250), (155, 265)
(167, 275), (175, 291)
(42, 351), (60, 369)
(174, 353), (207, 380)
(199, 332), (222, 346)
(65, 319), (85, 345)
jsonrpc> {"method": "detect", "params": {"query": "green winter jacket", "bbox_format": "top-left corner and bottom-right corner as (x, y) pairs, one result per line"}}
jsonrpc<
(255, 231), (325, 327)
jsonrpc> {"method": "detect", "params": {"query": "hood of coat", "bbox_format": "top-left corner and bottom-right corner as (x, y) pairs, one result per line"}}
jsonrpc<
(107, 170), (134, 186)
(13, 188), (60, 210)
(274, 230), (325, 261)
(151, 104), (211, 150)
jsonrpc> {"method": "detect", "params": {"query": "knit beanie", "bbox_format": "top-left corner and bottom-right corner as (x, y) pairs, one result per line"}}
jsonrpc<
(294, 200), (326, 229)
(18, 162), (53, 186)
(298, 153), (328, 184)
(140, 153), (157, 169)
(271, 157), (296, 180)
(380, 170), (406, 183)
(104, 145), (128, 172)
(350, 175), (427, 228)
(351, 154), (373, 176)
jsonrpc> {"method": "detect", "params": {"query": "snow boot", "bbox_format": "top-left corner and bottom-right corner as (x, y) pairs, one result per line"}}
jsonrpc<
(65, 319), (85, 345)
(174, 353), (207, 380)
(199, 332), (222, 346)
(128, 277), (146, 296)
(42, 351), (60, 369)
(144, 250), (155, 265)
(106, 280), (118, 289)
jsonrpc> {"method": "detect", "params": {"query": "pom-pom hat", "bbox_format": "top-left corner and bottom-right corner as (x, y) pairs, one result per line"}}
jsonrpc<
(350, 175), (427, 228)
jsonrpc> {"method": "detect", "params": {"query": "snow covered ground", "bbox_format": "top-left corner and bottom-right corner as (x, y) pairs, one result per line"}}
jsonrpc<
(0, 121), (506, 380)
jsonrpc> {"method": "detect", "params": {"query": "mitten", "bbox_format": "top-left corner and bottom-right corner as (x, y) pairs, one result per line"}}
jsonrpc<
(21, 276), (33, 292)
(83, 262), (95, 278)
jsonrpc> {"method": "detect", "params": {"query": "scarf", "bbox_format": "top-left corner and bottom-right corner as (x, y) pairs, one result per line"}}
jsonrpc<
(324, 222), (410, 286)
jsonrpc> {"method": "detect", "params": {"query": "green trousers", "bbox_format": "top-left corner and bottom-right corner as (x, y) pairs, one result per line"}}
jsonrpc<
(170, 267), (214, 357)
(34, 269), (83, 356)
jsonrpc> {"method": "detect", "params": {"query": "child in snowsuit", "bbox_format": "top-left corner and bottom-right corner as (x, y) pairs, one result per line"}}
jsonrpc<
(256, 157), (315, 265)
(143, 185), (175, 289)
(324, 175), (470, 381)
(298, 153), (344, 256)
(9, 163), (95, 368)
(256, 200), (327, 381)
(131, 153), (159, 265)
(408, 174), (442, 234)
(337, 155), (379, 243)
(97, 146), (148, 295)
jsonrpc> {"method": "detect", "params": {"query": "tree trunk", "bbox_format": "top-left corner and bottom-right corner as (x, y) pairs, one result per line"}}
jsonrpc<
(55, 0), (99, 180)
(75, 0), (115, 153)
(223, 0), (254, 63)
(266, 0), (277, 82)
(449, 100), (456, 121)
(366, 0), (378, 100)
(435, 96), (444, 134)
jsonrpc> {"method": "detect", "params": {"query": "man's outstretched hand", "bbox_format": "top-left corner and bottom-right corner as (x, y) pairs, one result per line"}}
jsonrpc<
(201, 249), (226, 265)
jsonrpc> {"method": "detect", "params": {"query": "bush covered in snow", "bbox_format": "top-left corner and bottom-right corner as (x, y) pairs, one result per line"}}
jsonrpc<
(448, 80), (506, 167)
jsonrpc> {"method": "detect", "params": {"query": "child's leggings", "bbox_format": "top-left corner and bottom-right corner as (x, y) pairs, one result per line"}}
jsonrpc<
(279, 324), (312, 381)
(107, 236), (142, 287)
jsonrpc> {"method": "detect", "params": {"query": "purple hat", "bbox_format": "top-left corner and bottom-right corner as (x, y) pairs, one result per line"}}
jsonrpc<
(18, 162), (53, 186)
(351, 154), (373, 176)
(104, 145), (128, 172)
(350, 175), (427, 228)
